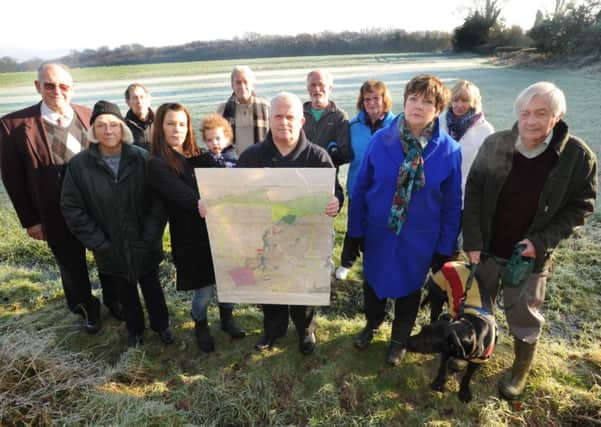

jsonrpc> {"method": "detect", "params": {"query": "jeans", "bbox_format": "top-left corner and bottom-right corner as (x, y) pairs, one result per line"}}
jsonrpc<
(191, 285), (234, 322)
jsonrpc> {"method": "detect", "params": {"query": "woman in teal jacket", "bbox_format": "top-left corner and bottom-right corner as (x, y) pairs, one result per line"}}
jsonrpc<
(348, 75), (462, 366)
(336, 80), (395, 280)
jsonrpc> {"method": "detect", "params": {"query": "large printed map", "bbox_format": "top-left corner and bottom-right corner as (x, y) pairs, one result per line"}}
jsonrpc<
(194, 168), (335, 305)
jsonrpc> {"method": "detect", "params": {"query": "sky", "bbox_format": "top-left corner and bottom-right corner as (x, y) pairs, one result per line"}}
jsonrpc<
(1, 0), (559, 61)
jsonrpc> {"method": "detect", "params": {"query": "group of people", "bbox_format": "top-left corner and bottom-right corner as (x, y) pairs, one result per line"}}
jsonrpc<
(0, 62), (596, 401)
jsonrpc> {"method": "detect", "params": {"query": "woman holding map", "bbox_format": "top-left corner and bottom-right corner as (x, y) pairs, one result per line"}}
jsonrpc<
(348, 75), (462, 366)
(147, 103), (246, 353)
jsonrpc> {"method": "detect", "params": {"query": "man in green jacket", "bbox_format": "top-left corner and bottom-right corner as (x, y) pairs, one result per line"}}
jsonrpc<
(462, 81), (597, 400)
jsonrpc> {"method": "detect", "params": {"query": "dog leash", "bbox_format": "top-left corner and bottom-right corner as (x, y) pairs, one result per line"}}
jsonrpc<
(458, 263), (477, 314)
(496, 244), (533, 312)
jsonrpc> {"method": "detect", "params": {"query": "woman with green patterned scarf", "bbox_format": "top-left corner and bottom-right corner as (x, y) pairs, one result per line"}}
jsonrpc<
(348, 75), (462, 367)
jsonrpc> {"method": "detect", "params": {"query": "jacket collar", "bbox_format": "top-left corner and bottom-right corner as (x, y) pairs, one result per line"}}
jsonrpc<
(125, 108), (154, 129)
(303, 100), (338, 115)
(510, 119), (569, 157)
(381, 114), (442, 163)
(263, 129), (310, 162)
(354, 109), (394, 126)
(88, 143), (140, 180)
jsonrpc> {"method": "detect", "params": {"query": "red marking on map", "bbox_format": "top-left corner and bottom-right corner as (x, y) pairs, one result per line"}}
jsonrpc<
(228, 267), (256, 286)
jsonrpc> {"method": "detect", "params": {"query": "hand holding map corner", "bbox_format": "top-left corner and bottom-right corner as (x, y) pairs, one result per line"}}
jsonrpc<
(325, 196), (339, 217)
(198, 199), (208, 218)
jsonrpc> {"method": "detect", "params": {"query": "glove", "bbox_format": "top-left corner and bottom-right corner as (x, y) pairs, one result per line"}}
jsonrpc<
(326, 141), (343, 166)
(430, 252), (451, 274)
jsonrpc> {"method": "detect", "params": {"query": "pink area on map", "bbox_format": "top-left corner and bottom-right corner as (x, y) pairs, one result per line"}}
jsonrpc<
(228, 267), (256, 287)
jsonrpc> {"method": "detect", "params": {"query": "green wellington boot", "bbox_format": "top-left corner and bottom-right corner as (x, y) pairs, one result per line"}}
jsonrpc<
(499, 338), (537, 400)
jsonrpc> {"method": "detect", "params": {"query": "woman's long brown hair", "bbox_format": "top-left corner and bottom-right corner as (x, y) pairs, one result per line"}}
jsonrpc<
(151, 103), (200, 174)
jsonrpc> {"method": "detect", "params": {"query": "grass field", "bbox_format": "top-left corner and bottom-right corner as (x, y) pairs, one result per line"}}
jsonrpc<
(1, 54), (600, 426)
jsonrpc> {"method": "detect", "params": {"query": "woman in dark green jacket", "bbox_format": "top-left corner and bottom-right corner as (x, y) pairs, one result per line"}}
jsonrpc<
(61, 100), (173, 348)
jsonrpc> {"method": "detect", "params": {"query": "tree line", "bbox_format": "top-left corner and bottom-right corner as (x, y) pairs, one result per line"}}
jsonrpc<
(453, 0), (601, 58)
(2, 1), (599, 74)
(0, 29), (452, 73)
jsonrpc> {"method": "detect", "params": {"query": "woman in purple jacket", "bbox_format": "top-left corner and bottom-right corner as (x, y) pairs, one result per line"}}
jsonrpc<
(348, 75), (462, 366)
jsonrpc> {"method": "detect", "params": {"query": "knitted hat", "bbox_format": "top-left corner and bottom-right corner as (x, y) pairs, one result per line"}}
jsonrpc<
(87, 100), (134, 144)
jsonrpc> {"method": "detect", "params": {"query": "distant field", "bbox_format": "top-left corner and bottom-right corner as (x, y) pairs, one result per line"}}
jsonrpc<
(1, 53), (600, 163)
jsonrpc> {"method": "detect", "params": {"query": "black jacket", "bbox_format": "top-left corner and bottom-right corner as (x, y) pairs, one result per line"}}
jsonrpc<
(125, 109), (153, 151)
(195, 145), (238, 168)
(147, 152), (216, 290)
(302, 100), (350, 166)
(238, 130), (344, 206)
(61, 143), (165, 281)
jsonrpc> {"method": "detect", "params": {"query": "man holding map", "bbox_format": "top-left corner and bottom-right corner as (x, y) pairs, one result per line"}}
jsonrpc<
(203, 92), (341, 355)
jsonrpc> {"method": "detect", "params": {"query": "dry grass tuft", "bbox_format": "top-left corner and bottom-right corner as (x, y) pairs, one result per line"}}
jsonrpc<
(0, 329), (105, 425)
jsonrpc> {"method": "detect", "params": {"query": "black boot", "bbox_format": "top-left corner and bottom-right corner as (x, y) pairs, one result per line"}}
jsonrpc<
(104, 300), (125, 321)
(195, 319), (215, 353)
(127, 331), (144, 348)
(219, 306), (246, 339)
(75, 303), (102, 335)
(354, 325), (377, 349)
(386, 342), (406, 367)
(299, 332), (316, 355)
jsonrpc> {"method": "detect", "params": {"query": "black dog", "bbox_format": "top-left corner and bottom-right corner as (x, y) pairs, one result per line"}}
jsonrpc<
(407, 261), (497, 402)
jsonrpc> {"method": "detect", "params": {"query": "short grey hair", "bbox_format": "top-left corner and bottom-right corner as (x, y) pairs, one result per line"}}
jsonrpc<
(306, 69), (333, 86)
(37, 63), (72, 81)
(124, 82), (149, 101)
(231, 65), (256, 84)
(269, 92), (303, 117)
(514, 81), (566, 117)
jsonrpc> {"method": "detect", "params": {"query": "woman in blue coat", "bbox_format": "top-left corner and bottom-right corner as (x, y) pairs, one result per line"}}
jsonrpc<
(348, 75), (462, 366)
(335, 80), (395, 280)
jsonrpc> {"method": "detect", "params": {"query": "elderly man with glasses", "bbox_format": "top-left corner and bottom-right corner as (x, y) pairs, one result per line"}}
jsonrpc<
(0, 63), (121, 334)
(463, 81), (597, 400)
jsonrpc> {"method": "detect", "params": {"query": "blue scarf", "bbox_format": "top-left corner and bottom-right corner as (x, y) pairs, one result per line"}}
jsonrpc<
(446, 108), (482, 141)
(388, 113), (433, 235)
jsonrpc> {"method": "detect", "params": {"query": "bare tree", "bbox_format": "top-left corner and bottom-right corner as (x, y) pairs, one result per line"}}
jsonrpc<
(535, 9), (544, 26)
(554, 0), (568, 15)
(481, 0), (503, 23)
(455, 0), (507, 22)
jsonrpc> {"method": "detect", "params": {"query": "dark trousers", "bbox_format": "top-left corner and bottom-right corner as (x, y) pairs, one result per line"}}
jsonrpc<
(47, 231), (118, 316)
(262, 304), (315, 339)
(340, 232), (361, 268)
(340, 199), (360, 268)
(109, 267), (169, 334)
(363, 280), (421, 345)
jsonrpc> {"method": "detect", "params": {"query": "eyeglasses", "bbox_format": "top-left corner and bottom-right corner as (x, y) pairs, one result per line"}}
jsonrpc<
(43, 82), (71, 92)
(94, 122), (121, 131)
(364, 96), (382, 104)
